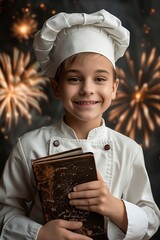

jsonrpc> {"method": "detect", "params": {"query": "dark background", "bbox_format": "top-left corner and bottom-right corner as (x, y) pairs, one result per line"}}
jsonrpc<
(0, 0), (160, 239)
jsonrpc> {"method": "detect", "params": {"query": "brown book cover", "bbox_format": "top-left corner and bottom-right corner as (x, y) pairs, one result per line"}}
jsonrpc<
(32, 148), (107, 240)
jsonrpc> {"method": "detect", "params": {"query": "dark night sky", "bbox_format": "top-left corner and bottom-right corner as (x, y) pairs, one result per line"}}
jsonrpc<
(0, 0), (160, 238)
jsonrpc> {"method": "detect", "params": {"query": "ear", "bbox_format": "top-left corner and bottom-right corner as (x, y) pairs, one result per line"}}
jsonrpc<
(51, 79), (61, 98)
(112, 78), (119, 100)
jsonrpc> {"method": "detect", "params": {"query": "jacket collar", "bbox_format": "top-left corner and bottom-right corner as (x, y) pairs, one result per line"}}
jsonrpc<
(57, 117), (106, 140)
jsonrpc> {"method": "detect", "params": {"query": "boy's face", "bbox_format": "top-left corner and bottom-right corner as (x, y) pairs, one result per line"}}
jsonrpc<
(52, 53), (119, 128)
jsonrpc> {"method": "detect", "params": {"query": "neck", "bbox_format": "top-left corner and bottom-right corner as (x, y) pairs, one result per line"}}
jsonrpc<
(64, 116), (102, 139)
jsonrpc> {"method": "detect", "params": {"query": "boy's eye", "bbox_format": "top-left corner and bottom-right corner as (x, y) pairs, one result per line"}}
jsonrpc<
(67, 77), (81, 83)
(95, 77), (106, 82)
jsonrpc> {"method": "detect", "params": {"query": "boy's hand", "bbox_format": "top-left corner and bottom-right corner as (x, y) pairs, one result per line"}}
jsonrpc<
(68, 171), (111, 216)
(37, 219), (93, 240)
(68, 172), (128, 233)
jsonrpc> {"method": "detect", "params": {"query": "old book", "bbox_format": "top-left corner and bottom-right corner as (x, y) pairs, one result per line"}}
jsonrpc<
(32, 148), (107, 240)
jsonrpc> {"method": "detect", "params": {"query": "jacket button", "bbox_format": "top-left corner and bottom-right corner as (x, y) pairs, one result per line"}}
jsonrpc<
(53, 140), (60, 147)
(104, 144), (110, 150)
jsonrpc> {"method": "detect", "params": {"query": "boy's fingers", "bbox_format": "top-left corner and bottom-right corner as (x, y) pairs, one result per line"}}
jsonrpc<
(73, 180), (101, 192)
(51, 220), (93, 239)
(54, 219), (83, 229)
(69, 189), (99, 199)
(65, 221), (93, 240)
(68, 172), (104, 194)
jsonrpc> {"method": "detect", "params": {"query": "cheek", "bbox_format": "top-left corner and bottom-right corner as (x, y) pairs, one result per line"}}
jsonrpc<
(66, 85), (78, 95)
(101, 87), (113, 97)
(100, 87), (116, 103)
(61, 86), (76, 101)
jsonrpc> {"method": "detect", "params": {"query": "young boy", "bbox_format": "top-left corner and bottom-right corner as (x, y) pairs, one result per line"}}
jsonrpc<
(0, 9), (160, 240)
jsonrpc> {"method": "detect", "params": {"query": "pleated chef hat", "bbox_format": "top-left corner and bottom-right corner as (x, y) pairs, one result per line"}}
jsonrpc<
(33, 9), (130, 78)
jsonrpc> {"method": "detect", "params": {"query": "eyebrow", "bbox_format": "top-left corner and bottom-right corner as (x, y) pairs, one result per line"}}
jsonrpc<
(65, 69), (110, 75)
(95, 69), (110, 74)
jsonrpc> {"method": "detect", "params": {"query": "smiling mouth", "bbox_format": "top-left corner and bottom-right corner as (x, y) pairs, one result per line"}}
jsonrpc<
(74, 101), (99, 105)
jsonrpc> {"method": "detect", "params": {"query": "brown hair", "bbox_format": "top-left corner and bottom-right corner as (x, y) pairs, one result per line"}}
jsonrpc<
(54, 52), (117, 82)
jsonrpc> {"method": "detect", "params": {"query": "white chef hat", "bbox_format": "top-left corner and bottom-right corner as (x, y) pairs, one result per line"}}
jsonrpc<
(33, 9), (130, 78)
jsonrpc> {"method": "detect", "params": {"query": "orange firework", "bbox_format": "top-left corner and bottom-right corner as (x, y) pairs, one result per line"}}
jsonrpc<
(108, 48), (160, 147)
(0, 48), (49, 128)
(11, 14), (38, 40)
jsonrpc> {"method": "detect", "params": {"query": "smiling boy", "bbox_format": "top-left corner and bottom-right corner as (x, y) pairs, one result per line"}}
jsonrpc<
(0, 9), (160, 240)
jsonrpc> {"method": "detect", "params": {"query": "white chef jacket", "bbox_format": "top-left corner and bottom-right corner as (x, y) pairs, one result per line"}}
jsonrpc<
(0, 118), (159, 240)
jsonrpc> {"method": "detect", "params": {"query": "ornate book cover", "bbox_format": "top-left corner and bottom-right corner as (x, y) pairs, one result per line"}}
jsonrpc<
(32, 148), (107, 240)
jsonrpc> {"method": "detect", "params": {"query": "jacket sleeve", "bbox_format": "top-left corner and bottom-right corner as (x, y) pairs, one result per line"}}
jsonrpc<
(108, 145), (160, 240)
(0, 141), (42, 240)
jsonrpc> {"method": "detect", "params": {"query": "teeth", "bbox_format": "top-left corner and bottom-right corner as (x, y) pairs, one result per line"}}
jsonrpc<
(77, 101), (96, 105)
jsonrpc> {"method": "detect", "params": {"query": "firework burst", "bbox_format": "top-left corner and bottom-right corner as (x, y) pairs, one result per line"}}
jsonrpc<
(0, 48), (49, 129)
(11, 14), (38, 41)
(108, 48), (160, 147)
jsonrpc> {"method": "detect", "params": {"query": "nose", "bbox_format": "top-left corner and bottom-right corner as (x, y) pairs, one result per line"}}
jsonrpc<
(79, 80), (94, 95)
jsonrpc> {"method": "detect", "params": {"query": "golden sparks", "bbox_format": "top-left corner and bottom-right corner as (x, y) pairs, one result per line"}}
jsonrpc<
(39, 3), (46, 10)
(150, 8), (155, 16)
(0, 48), (49, 129)
(11, 14), (38, 41)
(108, 48), (160, 147)
(143, 24), (151, 34)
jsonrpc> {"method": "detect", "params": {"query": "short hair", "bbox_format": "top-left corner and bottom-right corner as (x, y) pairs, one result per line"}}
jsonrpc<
(54, 52), (117, 82)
